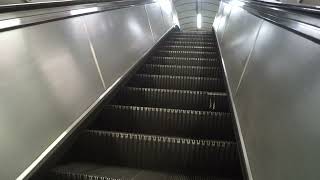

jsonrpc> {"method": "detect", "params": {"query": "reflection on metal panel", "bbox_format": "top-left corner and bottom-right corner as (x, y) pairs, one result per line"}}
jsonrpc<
(159, 0), (174, 29)
(145, 3), (166, 41)
(0, 17), (105, 179)
(215, 2), (232, 43)
(216, 1), (320, 179)
(83, 5), (154, 89)
(236, 21), (320, 180)
(0, 1), (175, 179)
(219, 6), (262, 96)
(213, 2), (224, 31)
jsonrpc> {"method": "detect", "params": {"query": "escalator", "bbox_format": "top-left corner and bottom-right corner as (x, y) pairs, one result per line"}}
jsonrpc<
(45, 30), (243, 180)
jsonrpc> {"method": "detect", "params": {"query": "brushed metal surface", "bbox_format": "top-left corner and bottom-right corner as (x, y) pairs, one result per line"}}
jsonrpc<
(159, 0), (174, 30)
(83, 5), (154, 89)
(219, 6), (262, 96)
(0, 1), (175, 179)
(0, 17), (104, 179)
(0, 0), (153, 31)
(213, 2), (224, 31)
(145, 3), (166, 41)
(215, 2), (232, 43)
(235, 21), (320, 180)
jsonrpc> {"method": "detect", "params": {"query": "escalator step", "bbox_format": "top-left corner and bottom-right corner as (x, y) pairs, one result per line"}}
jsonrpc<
(138, 64), (222, 78)
(49, 162), (239, 180)
(70, 130), (240, 176)
(170, 33), (213, 37)
(93, 105), (234, 140)
(164, 40), (215, 47)
(160, 45), (215, 52)
(111, 87), (230, 112)
(128, 74), (225, 92)
(156, 50), (216, 58)
(171, 32), (213, 36)
(149, 56), (219, 67)
(46, 31), (243, 180)
(168, 37), (215, 42)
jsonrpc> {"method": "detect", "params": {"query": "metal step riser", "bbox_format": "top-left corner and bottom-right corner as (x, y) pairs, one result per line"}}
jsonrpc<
(49, 171), (235, 180)
(149, 57), (219, 67)
(48, 172), (120, 180)
(128, 75), (225, 92)
(162, 39), (216, 47)
(160, 46), (216, 52)
(111, 88), (230, 112)
(93, 105), (234, 140)
(168, 37), (215, 42)
(171, 32), (214, 36)
(164, 41), (215, 47)
(72, 130), (240, 175)
(156, 51), (216, 58)
(138, 65), (223, 78)
(170, 34), (214, 38)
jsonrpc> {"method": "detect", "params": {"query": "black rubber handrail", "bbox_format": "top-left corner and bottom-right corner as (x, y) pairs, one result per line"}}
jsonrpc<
(247, 0), (320, 14)
(222, 0), (320, 43)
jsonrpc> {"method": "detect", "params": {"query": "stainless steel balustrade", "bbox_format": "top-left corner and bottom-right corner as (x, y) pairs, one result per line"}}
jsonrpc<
(0, 0), (178, 179)
(214, 1), (320, 180)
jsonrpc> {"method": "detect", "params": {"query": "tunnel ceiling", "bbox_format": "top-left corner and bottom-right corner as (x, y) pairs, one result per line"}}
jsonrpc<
(173, 0), (220, 31)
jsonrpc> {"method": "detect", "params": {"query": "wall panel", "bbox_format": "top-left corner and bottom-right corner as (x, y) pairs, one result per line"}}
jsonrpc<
(236, 21), (320, 180)
(215, 1), (320, 180)
(145, 3), (166, 41)
(0, 17), (104, 179)
(219, 6), (262, 96)
(83, 6), (154, 89)
(215, 2), (232, 43)
(0, 2), (177, 179)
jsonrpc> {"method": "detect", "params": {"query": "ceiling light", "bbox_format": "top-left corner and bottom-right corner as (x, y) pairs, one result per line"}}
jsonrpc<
(197, 13), (202, 29)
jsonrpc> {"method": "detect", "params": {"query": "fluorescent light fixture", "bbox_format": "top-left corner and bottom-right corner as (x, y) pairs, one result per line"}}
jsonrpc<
(197, 13), (202, 29)
(70, 7), (98, 15)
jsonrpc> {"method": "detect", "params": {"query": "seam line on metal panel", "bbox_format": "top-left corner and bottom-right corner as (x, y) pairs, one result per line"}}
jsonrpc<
(213, 26), (253, 180)
(235, 20), (264, 95)
(81, 17), (106, 90)
(16, 26), (174, 180)
(145, 4), (155, 42)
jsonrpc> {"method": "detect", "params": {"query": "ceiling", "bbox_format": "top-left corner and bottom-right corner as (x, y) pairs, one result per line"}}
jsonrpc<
(173, 0), (220, 31)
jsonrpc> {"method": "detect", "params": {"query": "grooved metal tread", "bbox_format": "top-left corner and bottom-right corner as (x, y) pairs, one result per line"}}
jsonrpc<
(128, 74), (225, 92)
(164, 41), (215, 46)
(170, 34), (214, 38)
(149, 56), (219, 67)
(70, 130), (240, 176)
(138, 64), (222, 78)
(111, 87), (230, 112)
(93, 105), (234, 140)
(50, 162), (240, 180)
(156, 50), (216, 58)
(47, 31), (242, 180)
(171, 32), (213, 35)
(160, 45), (216, 52)
(168, 37), (215, 42)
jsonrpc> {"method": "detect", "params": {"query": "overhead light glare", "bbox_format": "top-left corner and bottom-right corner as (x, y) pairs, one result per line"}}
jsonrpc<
(0, 18), (21, 29)
(197, 13), (202, 29)
(70, 7), (98, 15)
